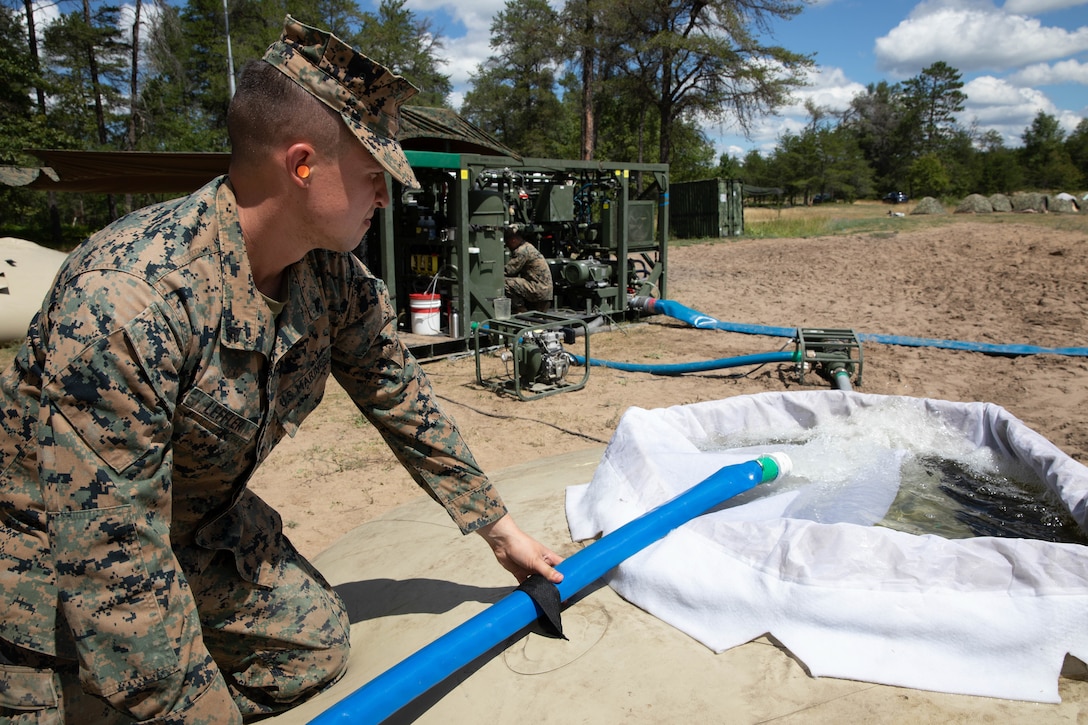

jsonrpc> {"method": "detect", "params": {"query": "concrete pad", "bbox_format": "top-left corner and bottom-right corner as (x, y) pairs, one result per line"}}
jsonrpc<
(270, 447), (1088, 724)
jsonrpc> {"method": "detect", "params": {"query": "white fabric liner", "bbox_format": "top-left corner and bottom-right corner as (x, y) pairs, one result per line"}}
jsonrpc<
(565, 391), (1088, 703)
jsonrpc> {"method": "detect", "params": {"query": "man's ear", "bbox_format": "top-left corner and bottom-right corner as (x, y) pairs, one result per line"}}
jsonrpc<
(286, 143), (316, 185)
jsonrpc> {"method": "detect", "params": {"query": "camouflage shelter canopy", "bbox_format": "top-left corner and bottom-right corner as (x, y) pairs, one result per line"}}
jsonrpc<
(1, 107), (519, 194)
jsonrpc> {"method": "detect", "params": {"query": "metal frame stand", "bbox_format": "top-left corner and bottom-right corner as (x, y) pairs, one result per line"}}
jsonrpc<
(473, 311), (590, 401)
(796, 328), (864, 387)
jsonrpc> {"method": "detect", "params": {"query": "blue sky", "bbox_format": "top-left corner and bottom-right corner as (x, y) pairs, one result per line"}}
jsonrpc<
(392, 0), (1088, 158)
(31, 0), (1085, 158)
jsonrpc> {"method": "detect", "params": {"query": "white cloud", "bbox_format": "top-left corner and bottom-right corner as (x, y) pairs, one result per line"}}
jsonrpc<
(437, 34), (495, 98)
(407, 0), (505, 33)
(1008, 58), (1088, 85)
(1003, 0), (1088, 13)
(703, 65), (865, 157)
(963, 75), (1054, 117)
(957, 74), (1086, 143)
(406, 0), (560, 106)
(403, 0), (502, 95)
(875, 3), (1088, 76)
(30, 0), (60, 28)
(786, 66), (868, 114)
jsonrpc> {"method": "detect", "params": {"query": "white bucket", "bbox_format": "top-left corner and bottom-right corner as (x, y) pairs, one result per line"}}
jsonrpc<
(409, 293), (441, 335)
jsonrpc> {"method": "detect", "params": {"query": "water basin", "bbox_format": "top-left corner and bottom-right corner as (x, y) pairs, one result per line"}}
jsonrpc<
(566, 390), (1088, 703)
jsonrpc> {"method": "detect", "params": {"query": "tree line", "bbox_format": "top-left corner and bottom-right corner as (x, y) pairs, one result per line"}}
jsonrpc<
(1, 0), (1083, 247)
(726, 61), (1087, 206)
(2, 0), (810, 245)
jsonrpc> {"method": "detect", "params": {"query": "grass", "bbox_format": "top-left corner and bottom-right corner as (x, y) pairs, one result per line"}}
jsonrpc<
(738, 200), (1088, 240)
(668, 199), (1088, 247)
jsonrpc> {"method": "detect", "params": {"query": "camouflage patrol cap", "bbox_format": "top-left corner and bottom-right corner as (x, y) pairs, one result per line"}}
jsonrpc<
(263, 15), (420, 189)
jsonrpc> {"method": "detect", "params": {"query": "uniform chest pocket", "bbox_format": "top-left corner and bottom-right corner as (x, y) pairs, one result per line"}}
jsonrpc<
(273, 346), (331, 433)
(174, 387), (259, 448)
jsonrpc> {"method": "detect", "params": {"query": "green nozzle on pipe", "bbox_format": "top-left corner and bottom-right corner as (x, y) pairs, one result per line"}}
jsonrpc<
(831, 368), (854, 391)
(757, 452), (793, 482)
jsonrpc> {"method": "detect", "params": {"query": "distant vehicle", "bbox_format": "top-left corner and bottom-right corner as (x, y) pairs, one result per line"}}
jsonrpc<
(812, 193), (833, 204)
(883, 191), (908, 204)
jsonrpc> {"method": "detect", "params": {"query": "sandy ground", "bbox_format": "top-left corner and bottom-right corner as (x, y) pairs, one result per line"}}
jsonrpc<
(247, 218), (1088, 559)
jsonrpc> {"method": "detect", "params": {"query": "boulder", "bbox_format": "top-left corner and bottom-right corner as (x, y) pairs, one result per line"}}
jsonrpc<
(1010, 192), (1048, 213)
(1049, 194), (1079, 213)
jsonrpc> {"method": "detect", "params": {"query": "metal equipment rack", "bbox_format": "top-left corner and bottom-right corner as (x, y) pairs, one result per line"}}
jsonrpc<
(364, 151), (669, 361)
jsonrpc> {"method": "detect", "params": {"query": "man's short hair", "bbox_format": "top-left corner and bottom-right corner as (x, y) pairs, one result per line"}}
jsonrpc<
(227, 60), (342, 164)
(260, 15), (420, 188)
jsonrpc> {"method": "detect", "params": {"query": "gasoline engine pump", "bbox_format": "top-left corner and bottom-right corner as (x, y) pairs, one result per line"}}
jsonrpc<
(510, 327), (575, 389)
(473, 312), (591, 401)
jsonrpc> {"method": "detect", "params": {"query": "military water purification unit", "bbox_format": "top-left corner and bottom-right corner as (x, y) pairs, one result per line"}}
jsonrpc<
(357, 152), (669, 361)
(7, 146), (668, 389)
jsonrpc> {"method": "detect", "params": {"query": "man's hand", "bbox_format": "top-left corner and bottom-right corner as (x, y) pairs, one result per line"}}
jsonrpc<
(476, 515), (564, 584)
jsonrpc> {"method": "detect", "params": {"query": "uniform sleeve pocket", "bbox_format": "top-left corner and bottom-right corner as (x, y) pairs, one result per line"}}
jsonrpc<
(49, 505), (180, 699)
(44, 316), (178, 476)
(0, 663), (58, 712)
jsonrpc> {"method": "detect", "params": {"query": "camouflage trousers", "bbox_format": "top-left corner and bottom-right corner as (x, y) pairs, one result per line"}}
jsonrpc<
(0, 529), (351, 723)
(504, 277), (551, 312)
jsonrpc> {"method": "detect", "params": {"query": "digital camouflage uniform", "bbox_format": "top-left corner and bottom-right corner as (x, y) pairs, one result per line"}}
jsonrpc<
(503, 241), (553, 311)
(0, 180), (507, 720)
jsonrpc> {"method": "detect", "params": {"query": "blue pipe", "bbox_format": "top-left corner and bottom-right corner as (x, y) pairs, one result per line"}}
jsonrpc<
(853, 331), (1088, 357)
(632, 297), (1088, 358)
(310, 454), (791, 725)
(571, 350), (797, 375)
(639, 297), (797, 337)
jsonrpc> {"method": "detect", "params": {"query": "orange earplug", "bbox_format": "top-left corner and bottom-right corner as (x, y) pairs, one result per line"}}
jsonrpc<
(297, 164), (310, 179)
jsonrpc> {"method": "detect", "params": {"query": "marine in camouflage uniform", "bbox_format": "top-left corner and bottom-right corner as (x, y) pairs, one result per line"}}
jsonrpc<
(0, 16), (562, 724)
(503, 227), (553, 312)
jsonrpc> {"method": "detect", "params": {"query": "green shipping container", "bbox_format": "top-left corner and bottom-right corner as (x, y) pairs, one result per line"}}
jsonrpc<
(670, 178), (744, 239)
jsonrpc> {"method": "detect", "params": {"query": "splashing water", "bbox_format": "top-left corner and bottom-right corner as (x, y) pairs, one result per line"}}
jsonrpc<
(705, 398), (1088, 545)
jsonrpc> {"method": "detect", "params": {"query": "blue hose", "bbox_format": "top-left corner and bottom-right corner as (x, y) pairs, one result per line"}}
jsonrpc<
(644, 298), (797, 337)
(571, 350), (797, 375)
(634, 297), (1088, 358)
(853, 331), (1088, 357)
(309, 454), (790, 725)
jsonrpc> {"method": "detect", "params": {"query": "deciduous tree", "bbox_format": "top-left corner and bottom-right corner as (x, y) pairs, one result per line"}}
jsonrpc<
(1021, 111), (1081, 190)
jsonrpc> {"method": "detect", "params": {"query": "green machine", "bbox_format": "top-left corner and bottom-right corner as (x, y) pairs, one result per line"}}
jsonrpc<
(361, 152), (670, 360)
(472, 311), (591, 401)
